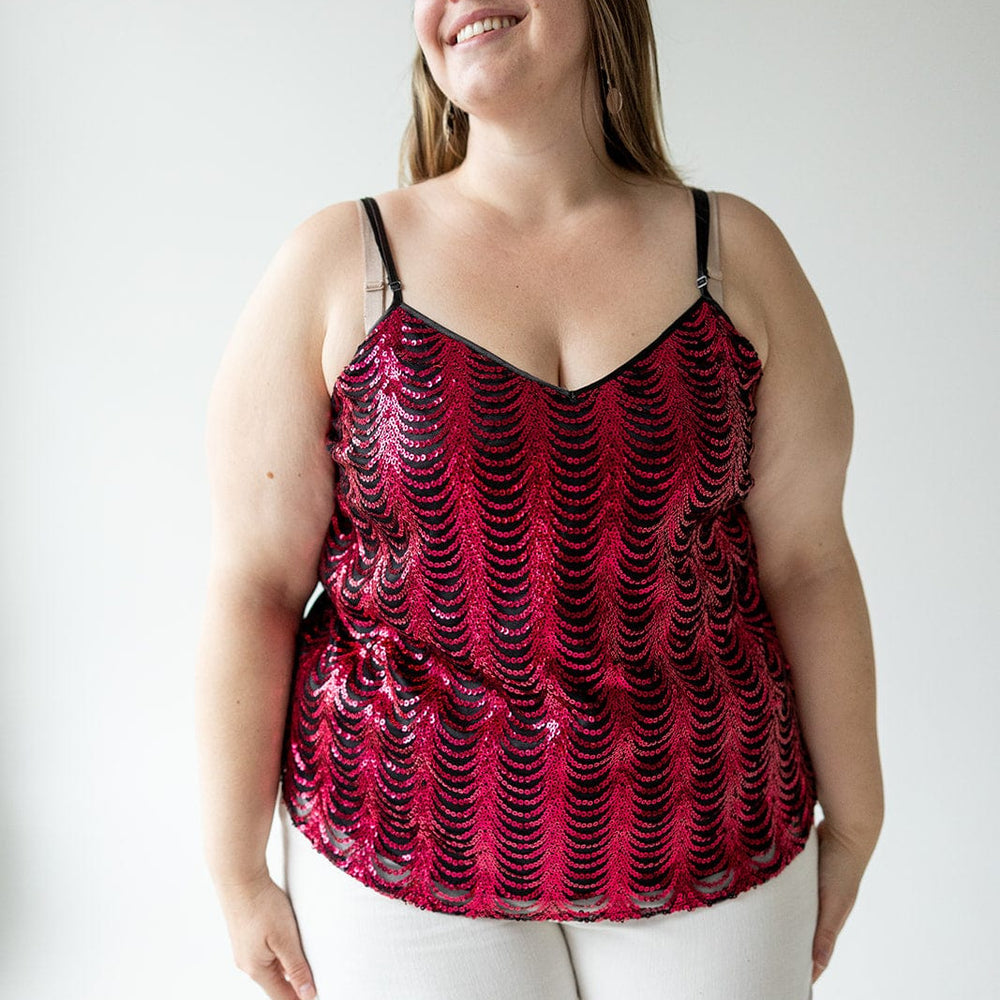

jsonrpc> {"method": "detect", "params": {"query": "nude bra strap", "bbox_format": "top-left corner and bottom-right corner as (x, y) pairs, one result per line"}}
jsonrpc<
(706, 190), (724, 305)
(358, 196), (403, 333)
(692, 187), (725, 308)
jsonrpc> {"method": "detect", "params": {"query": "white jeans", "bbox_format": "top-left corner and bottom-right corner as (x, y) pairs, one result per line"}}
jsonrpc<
(279, 800), (818, 1000)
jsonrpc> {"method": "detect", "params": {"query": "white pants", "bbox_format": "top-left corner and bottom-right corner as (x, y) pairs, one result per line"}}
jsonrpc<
(279, 800), (818, 1000)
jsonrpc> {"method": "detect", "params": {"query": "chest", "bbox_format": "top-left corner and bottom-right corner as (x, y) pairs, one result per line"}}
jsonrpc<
(327, 300), (763, 545)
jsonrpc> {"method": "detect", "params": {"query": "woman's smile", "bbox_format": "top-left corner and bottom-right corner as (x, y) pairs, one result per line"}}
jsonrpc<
(448, 12), (525, 47)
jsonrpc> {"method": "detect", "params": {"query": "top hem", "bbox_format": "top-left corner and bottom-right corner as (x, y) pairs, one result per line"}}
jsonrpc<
(279, 791), (816, 924)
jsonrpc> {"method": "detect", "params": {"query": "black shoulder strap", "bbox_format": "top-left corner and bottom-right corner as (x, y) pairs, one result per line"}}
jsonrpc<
(360, 196), (403, 306)
(692, 187), (711, 296)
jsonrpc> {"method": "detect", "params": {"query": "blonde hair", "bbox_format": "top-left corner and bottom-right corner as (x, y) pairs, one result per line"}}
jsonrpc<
(399, 0), (687, 187)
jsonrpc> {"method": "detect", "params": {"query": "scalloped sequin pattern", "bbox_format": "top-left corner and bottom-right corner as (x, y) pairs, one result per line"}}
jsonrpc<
(280, 296), (818, 922)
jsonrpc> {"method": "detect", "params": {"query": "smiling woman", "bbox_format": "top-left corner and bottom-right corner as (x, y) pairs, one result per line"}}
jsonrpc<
(405, 0), (677, 183)
(196, 2), (884, 1000)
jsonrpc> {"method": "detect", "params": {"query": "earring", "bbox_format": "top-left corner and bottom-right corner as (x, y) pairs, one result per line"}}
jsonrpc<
(606, 84), (623, 116)
(600, 62), (623, 116)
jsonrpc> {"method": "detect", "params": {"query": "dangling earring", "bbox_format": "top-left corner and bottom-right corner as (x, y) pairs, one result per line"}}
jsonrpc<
(600, 62), (623, 116)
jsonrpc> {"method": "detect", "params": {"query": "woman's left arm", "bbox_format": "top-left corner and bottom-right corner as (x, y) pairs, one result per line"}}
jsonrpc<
(718, 193), (885, 986)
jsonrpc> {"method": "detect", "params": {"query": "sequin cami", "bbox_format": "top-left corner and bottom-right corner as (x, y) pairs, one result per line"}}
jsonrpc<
(280, 187), (818, 922)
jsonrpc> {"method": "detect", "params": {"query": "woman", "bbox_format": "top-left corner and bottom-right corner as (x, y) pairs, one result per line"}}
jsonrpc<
(196, 2), (884, 999)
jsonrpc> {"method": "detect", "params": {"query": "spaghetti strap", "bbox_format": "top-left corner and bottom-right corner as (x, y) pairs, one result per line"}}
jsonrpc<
(692, 187), (711, 296)
(360, 197), (403, 308)
(358, 200), (389, 333)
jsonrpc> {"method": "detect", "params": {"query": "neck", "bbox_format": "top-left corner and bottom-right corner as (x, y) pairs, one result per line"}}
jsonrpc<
(449, 73), (632, 228)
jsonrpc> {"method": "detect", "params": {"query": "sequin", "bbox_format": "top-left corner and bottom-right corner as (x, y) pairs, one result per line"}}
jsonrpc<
(279, 190), (817, 922)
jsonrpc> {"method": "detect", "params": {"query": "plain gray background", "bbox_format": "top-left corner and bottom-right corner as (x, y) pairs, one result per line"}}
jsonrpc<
(2, 1), (998, 997)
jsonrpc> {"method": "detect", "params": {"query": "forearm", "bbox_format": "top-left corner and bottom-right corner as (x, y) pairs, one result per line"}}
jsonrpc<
(761, 554), (885, 847)
(195, 571), (303, 889)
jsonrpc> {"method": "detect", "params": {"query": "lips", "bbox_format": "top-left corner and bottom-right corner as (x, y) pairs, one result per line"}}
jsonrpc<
(447, 8), (526, 46)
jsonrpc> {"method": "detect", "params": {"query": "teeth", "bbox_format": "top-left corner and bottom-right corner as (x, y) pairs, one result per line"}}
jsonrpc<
(455, 16), (517, 45)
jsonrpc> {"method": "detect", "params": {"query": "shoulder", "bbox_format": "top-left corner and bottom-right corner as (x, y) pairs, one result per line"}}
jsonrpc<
(214, 199), (368, 406)
(709, 191), (826, 362)
(268, 198), (365, 318)
(712, 192), (803, 295)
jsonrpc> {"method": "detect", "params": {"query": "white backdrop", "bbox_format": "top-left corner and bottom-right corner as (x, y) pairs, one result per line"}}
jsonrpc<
(2, 2), (998, 997)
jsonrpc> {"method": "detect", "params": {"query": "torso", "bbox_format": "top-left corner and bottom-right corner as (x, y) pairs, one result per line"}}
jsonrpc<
(320, 174), (769, 398)
(284, 178), (814, 922)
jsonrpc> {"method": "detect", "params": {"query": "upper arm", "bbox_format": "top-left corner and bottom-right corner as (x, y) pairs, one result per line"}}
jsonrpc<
(204, 200), (360, 612)
(716, 192), (855, 589)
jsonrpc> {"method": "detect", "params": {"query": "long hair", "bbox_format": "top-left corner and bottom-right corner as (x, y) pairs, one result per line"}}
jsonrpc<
(399, 0), (686, 187)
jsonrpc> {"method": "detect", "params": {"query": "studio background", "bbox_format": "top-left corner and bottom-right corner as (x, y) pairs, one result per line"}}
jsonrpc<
(2, 2), (997, 997)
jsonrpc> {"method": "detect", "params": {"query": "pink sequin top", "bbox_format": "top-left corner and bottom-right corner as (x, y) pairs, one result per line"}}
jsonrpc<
(280, 188), (817, 922)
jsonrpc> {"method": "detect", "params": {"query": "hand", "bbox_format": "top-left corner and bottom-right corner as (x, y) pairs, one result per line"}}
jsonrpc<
(811, 816), (878, 984)
(216, 871), (318, 1000)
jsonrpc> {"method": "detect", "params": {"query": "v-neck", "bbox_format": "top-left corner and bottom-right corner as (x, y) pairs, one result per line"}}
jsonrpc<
(332, 293), (762, 403)
(395, 296), (710, 398)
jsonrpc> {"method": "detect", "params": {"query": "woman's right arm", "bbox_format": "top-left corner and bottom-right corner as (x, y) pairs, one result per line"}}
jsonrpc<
(194, 201), (361, 1000)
